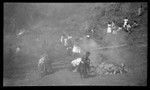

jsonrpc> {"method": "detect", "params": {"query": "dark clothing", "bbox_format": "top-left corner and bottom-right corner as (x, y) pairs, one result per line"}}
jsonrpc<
(83, 55), (90, 72)
(77, 62), (85, 78)
(77, 54), (91, 78)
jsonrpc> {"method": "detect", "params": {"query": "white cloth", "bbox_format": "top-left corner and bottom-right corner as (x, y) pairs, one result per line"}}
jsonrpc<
(72, 45), (81, 53)
(107, 27), (112, 33)
(60, 36), (64, 43)
(107, 24), (112, 33)
(123, 19), (128, 28)
(64, 38), (68, 46)
(61, 35), (72, 46)
(15, 47), (20, 53)
(112, 30), (117, 34)
(111, 22), (115, 29)
(126, 24), (131, 30)
(138, 7), (142, 16)
(38, 54), (46, 66)
(71, 58), (83, 67)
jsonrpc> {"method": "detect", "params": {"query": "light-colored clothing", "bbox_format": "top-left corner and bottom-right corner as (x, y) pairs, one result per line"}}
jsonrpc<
(38, 54), (46, 66)
(60, 36), (64, 43)
(123, 19), (128, 28)
(72, 45), (81, 53)
(71, 58), (83, 67)
(112, 30), (117, 34)
(107, 24), (112, 33)
(61, 35), (72, 46)
(138, 7), (142, 16)
(126, 24), (131, 30)
(64, 38), (68, 46)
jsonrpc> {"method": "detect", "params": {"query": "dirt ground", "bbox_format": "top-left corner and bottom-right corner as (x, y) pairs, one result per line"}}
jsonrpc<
(3, 3), (147, 86)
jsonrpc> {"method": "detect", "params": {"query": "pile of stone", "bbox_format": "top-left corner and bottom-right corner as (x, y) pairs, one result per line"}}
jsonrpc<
(95, 62), (129, 75)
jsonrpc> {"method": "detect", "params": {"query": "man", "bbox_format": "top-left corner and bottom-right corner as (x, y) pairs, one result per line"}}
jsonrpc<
(123, 18), (128, 28)
(78, 52), (91, 78)
(106, 22), (112, 33)
(123, 18), (132, 33)
(72, 45), (81, 54)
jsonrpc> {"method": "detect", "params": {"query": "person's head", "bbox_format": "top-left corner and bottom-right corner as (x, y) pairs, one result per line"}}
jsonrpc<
(86, 51), (91, 57)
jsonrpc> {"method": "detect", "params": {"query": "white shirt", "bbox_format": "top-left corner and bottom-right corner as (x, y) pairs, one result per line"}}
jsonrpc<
(72, 45), (81, 53)
(138, 7), (142, 16)
(123, 19), (128, 28)
(107, 24), (112, 33)
(64, 38), (68, 46)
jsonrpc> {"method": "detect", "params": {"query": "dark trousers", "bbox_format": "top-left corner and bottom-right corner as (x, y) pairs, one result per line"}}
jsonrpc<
(78, 63), (89, 78)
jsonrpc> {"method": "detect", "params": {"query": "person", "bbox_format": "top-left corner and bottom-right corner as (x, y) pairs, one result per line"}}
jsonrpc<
(38, 54), (54, 78)
(72, 45), (81, 53)
(106, 22), (112, 33)
(77, 52), (91, 78)
(83, 52), (91, 76)
(123, 18), (128, 28)
(77, 60), (85, 78)
(122, 18), (132, 33)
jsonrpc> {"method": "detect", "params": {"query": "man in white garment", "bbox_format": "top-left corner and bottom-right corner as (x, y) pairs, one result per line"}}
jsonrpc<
(123, 18), (128, 28)
(123, 18), (133, 33)
(107, 23), (112, 33)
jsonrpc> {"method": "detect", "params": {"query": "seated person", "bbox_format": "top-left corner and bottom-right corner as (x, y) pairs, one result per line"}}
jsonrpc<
(38, 54), (54, 78)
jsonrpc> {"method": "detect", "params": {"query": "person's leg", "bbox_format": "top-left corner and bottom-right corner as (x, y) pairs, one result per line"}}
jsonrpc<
(83, 63), (87, 78)
(86, 65), (90, 77)
(85, 64), (89, 78)
(80, 64), (84, 79)
(77, 64), (82, 78)
(80, 63), (85, 79)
